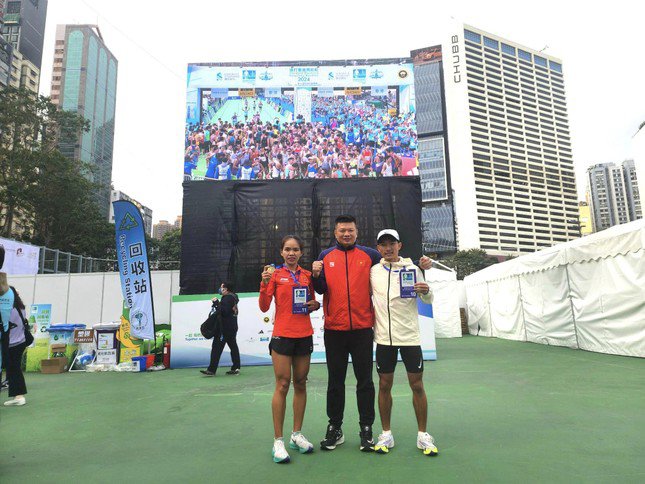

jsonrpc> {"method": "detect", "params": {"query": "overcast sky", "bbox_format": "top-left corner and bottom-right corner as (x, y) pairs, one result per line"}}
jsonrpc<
(39, 0), (645, 223)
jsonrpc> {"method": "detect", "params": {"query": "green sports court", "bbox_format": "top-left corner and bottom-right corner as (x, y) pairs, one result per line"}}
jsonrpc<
(1, 336), (643, 483)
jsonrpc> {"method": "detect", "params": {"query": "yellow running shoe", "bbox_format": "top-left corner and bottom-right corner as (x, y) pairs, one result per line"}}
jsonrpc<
(375, 432), (395, 454)
(417, 432), (438, 456)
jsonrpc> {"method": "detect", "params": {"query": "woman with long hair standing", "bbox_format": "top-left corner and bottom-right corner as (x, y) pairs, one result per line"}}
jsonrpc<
(3, 287), (28, 406)
(259, 235), (321, 463)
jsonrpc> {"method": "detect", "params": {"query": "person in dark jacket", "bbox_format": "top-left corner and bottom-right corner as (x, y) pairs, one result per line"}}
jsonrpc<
(200, 281), (241, 376)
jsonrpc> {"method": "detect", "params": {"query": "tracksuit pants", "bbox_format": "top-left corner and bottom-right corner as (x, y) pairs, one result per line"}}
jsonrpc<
(324, 328), (375, 427)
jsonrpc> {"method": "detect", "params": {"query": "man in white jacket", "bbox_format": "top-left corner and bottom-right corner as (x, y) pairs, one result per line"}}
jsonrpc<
(370, 229), (438, 456)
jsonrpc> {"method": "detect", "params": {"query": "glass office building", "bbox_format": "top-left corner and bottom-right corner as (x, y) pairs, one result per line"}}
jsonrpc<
(50, 24), (118, 217)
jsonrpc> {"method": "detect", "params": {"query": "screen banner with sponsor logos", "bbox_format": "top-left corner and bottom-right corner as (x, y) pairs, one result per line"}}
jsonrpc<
(170, 293), (436, 368)
(184, 59), (417, 181)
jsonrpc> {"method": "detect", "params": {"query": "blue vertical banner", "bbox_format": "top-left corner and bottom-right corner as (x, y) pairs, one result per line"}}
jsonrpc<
(113, 200), (155, 340)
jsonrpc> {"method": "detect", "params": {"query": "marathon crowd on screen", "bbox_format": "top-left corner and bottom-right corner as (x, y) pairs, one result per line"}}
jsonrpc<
(184, 101), (418, 180)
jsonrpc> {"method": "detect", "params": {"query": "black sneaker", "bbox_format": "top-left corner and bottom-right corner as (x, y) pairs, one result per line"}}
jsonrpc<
(226, 369), (240, 375)
(200, 370), (215, 376)
(320, 424), (344, 450)
(359, 425), (375, 452)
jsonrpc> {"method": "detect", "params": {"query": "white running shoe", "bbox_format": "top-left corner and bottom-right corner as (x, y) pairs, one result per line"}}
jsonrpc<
(417, 432), (438, 456)
(3, 396), (26, 406)
(272, 439), (290, 463)
(289, 432), (314, 454)
(375, 432), (395, 454)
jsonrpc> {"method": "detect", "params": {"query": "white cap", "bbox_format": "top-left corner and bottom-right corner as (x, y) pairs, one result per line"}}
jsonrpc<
(377, 229), (400, 242)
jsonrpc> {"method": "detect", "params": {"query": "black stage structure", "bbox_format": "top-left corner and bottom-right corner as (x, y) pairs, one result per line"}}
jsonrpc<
(180, 177), (423, 294)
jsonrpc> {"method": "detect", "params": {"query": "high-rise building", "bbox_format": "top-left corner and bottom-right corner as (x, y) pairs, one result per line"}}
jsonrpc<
(109, 190), (153, 236)
(634, 122), (645, 205)
(153, 220), (175, 240)
(413, 23), (578, 256)
(586, 161), (641, 232)
(411, 45), (457, 256)
(622, 160), (642, 222)
(0, 34), (13, 87)
(50, 25), (118, 217)
(5, 46), (38, 90)
(578, 201), (592, 236)
(0, 0), (47, 91)
(1, 0), (47, 69)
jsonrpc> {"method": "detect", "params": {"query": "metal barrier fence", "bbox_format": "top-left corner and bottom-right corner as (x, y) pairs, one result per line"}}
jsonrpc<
(38, 247), (179, 274)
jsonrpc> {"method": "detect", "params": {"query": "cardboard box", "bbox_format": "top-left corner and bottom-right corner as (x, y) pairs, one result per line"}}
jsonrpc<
(40, 357), (68, 374)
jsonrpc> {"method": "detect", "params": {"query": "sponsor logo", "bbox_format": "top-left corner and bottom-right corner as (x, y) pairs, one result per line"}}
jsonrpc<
(353, 68), (366, 80)
(369, 69), (384, 79)
(263, 317), (270, 323)
(398, 69), (409, 79)
(260, 337), (270, 342)
(130, 310), (147, 332)
(258, 330), (264, 334)
(289, 67), (319, 77)
(259, 71), (273, 81)
(330, 71), (349, 81)
(329, 262), (335, 268)
(289, 66), (318, 84)
(451, 34), (461, 83)
(216, 72), (239, 81)
(242, 70), (256, 81)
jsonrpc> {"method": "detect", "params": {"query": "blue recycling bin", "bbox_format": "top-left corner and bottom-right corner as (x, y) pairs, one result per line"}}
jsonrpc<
(46, 324), (86, 359)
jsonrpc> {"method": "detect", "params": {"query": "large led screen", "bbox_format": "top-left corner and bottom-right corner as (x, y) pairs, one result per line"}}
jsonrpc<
(185, 60), (418, 181)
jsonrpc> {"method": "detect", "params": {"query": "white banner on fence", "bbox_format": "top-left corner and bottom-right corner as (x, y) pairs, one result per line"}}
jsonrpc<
(0, 237), (39, 275)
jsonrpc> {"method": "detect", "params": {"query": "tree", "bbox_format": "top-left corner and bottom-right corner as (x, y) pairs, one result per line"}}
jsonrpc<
(440, 249), (500, 280)
(156, 228), (181, 270)
(0, 87), (114, 258)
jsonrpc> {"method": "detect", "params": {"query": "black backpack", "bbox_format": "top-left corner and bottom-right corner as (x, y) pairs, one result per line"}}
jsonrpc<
(200, 299), (221, 340)
(16, 306), (34, 347)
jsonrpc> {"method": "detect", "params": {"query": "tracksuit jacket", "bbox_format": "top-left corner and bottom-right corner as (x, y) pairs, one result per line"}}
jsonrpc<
(313, 242), (382, 330)
(370, 257), (433, 346)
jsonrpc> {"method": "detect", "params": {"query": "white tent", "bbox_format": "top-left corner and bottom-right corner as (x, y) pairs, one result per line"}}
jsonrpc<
(426, 267), (462, 338)
(464, 219), (645, 357)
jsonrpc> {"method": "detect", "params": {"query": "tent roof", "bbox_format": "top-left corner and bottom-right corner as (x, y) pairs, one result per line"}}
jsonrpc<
(465, 218), (645, 285)
(425, 266), (457, 282)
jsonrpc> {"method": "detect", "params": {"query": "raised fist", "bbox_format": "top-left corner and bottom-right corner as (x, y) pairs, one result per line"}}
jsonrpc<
(312, 260), (323, 277)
